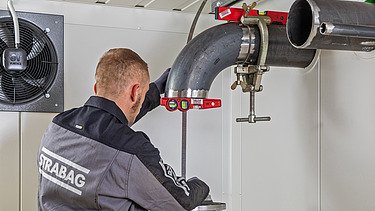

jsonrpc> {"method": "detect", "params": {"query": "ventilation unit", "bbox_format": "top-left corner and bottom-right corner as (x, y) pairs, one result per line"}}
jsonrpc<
(0, 9), (64, 112)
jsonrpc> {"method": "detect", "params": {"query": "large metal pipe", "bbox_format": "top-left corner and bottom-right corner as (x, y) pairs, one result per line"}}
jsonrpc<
(165, 23), (316, 98)
(287, 0), (375, 51)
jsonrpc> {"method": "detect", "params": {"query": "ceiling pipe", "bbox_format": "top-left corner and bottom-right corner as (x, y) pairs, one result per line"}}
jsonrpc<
(287, 0), (375, 52)
(165, 22), (317, 98)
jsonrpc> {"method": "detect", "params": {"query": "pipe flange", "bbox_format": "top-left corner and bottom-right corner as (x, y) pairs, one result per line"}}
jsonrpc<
(239, 16), (271, 66)
(238, 26), (257, 64)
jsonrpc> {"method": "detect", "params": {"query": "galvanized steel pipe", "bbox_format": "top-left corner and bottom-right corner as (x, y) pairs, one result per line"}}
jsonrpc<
(287, 0), (375, 51)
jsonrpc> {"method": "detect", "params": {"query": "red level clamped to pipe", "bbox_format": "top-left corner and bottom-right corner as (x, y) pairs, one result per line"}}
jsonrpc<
(160, 98), (221, 112)
(215, 6), (288, 25)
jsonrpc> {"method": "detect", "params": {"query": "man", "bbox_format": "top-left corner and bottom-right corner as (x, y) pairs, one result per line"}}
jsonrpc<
(37, 48), (209, 210)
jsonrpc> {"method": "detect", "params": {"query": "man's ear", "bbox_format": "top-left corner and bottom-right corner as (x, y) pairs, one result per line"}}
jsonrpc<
(94, 83), (97, 94)
(130, 84), (140, 102)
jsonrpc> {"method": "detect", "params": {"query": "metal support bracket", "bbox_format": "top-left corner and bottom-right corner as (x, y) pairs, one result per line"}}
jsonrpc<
(232, 11), (272, 123)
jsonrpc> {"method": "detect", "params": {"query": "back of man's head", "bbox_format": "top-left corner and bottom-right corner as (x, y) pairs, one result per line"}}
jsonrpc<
(95, 48), (149, 98)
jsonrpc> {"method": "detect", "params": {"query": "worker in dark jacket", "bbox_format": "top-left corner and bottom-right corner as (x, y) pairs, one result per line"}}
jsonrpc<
(37, 48), (209, 211)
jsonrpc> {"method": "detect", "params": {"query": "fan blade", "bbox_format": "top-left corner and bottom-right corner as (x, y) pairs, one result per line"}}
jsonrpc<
(15, 76), (41, 101)
(0, 66), (4, 76)
(0, 27), (12, 74)
(1, 73), (15, 102)
(24, 45), (52, 80)
(0, 26), (14, 48)
(19, 26), (34, 55)
(27, 38), (46, 60)
(1, 73), (40, 102)
(0, 35), (7, 51)
(0, 38), (7, 69)
(0, 36), (8, 69)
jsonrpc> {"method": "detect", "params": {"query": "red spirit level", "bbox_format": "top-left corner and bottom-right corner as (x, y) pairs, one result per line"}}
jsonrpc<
(160, 98), (221, 112)
(215, 6), (288, 25)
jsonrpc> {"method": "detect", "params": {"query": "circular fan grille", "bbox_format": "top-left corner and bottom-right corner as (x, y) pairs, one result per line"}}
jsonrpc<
(0, 17), (58, 104)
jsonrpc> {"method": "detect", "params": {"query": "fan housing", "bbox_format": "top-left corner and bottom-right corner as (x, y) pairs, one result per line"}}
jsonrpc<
(0, 10), (63, 112)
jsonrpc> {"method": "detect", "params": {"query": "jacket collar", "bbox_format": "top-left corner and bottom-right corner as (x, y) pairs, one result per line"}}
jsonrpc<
(84, 96), (128, 125)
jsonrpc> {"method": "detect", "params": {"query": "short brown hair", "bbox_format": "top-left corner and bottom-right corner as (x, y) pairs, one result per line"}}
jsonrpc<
(95, 48), (149, 97)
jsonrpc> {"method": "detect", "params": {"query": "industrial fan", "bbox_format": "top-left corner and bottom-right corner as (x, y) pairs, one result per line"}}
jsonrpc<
(0, 4), (64, 112)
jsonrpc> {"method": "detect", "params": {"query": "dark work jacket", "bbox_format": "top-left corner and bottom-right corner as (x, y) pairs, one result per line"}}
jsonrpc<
(37, 83), (209, 211)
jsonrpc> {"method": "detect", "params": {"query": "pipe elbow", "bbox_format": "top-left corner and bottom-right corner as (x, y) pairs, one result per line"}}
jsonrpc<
(165, 22), (316, 99)
(165, 23), (244, 98)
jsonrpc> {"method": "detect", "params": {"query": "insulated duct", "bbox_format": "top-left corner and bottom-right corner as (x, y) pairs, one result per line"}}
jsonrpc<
(165, 23), (316, 98)
(287, 0), (375, 51)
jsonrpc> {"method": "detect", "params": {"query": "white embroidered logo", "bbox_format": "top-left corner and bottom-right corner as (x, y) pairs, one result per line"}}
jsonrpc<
(38, 147), (90, 195)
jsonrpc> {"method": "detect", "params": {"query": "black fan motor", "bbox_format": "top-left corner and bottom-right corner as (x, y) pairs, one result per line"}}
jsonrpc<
(3, 48), (27, 73)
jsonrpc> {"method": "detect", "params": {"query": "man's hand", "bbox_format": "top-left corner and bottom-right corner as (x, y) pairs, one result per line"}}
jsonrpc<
(154, 68), (170, 94)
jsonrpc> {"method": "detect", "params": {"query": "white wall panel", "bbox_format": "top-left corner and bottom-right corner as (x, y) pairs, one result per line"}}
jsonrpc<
(239, 66), (319, 211)
(321, 51), (375, 211)
(20, 113), (55, 211)
(0, 112), (19, 211)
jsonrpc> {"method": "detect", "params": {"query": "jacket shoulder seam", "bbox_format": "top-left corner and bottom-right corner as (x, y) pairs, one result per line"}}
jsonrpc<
(95, 150), (120, 209)
(125, 154), (135, 198)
